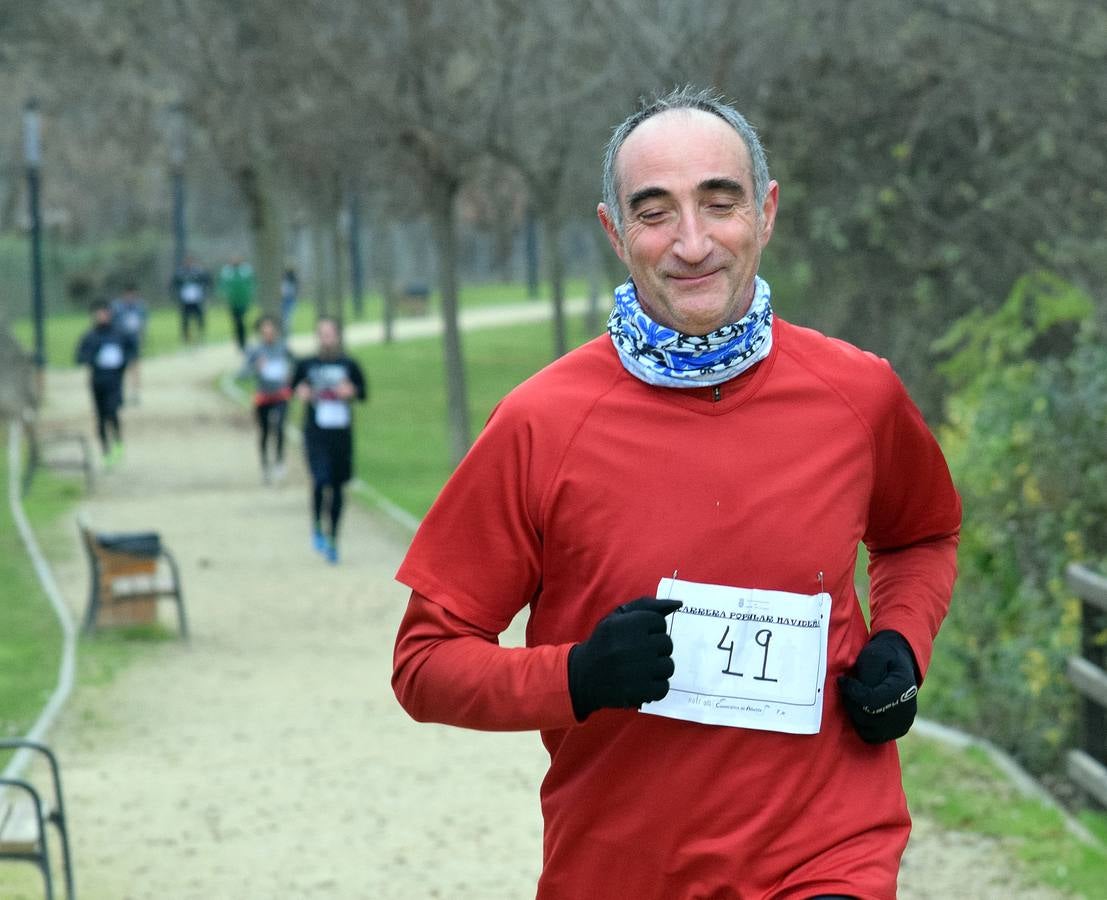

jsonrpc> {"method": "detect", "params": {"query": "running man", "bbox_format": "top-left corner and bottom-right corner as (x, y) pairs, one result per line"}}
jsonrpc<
(75, 300), (137, 466)
(171, 255), (213, 344)
(110, 283), (147, 403)
(291, 317), (367, 564)
(219, 255), (256, 352)
(392, 87), (960, 898)
(240, 314), (295, 484)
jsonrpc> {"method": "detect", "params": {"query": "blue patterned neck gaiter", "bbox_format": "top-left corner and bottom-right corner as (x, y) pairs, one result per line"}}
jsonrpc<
(606, 276), (774, 388)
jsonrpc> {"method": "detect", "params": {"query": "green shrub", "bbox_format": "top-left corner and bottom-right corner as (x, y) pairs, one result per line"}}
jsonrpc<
(928, 272), (1107, 773)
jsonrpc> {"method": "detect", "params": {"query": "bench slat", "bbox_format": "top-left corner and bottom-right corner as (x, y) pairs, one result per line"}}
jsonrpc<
(0, 795), (41, 854)
(1068, 656), (1107, 709)
(1068, 749), (1107, 808)
(1066, 562), (1107, 614)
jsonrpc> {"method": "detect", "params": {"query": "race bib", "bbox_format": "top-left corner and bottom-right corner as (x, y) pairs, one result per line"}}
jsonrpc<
(314, 400), (350, 429)
(641, 577), (832, 735)
(260, 357), (289, 382)
(181, 283), (203, 302)
(123, 312), (142, 333)
(95, 342), (125, 369)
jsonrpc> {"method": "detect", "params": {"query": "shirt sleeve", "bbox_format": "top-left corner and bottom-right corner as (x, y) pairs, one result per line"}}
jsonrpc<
(348, 359), (368, 402)
(863, 372), (961, 679)
(75, 333), (92, 366)
(392, 590), (578, 731)
(290, 358), (308, 390)
(396, 397), (544, 634)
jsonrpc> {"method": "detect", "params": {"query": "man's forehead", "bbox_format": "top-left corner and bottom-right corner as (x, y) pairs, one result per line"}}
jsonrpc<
(615, 108), (752, 196)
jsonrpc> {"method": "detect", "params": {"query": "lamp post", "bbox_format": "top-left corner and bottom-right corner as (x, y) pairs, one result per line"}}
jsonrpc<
(168, 102), (188, 272)
(23, 98), (45, 370)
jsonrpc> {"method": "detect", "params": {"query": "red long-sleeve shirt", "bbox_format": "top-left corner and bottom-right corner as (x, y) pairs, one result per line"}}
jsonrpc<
(394, 320), (960, 899)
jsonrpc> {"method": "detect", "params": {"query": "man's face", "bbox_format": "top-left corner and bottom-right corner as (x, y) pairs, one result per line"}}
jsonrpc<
(599, 109), (779, 336)
(317, 320), (340, 353)
(93, 308), (111, 326)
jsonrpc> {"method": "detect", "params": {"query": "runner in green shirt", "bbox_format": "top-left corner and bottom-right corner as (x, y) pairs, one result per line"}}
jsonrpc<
(219, 255), (256, 351)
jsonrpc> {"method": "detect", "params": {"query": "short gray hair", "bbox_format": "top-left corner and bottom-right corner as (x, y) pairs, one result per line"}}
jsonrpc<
(601, 86), (771, 236)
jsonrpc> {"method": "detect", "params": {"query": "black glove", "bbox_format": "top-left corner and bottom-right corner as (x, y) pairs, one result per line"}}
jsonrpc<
(837, 630), (920, 744)
(567, 597), (682, 721)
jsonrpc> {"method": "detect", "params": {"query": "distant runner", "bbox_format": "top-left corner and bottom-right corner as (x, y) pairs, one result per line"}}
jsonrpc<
(171, 255), (213, 345)
(291, 317), (367, 563)
(110, 282), (147, 403)
(219, 255), (256, 352)
(280, 266), (299, 336)
(75, 299), (137, 466)
(240, 314), (295, 484)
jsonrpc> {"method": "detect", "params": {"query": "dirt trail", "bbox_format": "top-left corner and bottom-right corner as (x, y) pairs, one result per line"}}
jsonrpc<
(13, 319), (1071, 898)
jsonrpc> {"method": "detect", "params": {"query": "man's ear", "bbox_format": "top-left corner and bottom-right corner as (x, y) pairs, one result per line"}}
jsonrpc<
(597, 203), (626, 263)
(758, 181), (780, 250)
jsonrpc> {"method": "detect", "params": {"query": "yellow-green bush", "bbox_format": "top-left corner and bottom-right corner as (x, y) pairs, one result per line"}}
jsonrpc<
(926, 272), (1106, 773)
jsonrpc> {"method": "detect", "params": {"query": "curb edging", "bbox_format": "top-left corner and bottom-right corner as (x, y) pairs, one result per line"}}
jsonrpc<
(3, 419), (79, 781)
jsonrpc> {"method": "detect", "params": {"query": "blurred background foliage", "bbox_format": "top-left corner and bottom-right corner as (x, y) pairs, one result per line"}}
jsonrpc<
(931, 273), (1107, 773)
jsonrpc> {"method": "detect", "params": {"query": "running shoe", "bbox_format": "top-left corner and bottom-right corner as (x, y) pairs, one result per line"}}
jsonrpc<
(107, 442), (124, 466)
(312, 528), (327, 554)
(324, 538), (339, 565)
(272, 462), (286, 482)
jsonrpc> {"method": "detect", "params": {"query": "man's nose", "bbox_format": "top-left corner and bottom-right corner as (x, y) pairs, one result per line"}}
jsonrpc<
(672, 211), (712, 264)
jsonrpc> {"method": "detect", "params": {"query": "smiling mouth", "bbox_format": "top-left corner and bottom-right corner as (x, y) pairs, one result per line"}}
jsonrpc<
(668, 270), (720, 285)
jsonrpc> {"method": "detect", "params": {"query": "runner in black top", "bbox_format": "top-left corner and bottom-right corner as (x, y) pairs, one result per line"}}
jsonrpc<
(75, 300), (137, 466)
(291, 317), (367, 563)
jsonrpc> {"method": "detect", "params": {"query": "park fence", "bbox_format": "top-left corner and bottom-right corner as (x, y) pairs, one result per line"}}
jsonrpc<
(1065, 562), (1107, 809)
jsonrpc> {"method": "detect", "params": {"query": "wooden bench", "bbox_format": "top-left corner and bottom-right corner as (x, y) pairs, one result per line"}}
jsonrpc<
(21, 417), (94, 497)
(0, 739), (75, 899)
(78, 520), (189, 639)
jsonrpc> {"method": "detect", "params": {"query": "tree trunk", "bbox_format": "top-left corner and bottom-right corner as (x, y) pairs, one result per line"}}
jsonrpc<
(543, 210), (567, 358)
(524, 206), (540, 299)
(586, 232), (602, 337)
(430, 179), (471, 466)
(373, 219), (397, 344)
(236, 161), (285, 316)
(331, 208), (348, 328)
(348, 190), (366, 319)
(311, 219), (332, 319)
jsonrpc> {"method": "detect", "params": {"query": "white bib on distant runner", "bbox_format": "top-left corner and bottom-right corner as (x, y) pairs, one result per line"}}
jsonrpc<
(641, 577), (832, 735)
(95, 342), (125, 369)
(181, 283), (203, 302)
(314, 400), (350, 429)
(260, 357), (289, 382)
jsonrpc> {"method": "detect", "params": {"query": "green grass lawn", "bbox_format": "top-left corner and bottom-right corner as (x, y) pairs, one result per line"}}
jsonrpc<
(10, 278), (589, 368)
(901, 732), (1107, 895)
(0, 435), (77, 761)
(348, 311), (602, 518)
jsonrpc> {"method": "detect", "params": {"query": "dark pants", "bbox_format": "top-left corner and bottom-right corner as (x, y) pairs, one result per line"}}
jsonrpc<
(306, 427), (352, 539)
(256, 401), (287, 466)
(91, 379), (123, 454)
(231, 308), (248, 351)
(180, 302), (205, 341)
(312, 482), (345, 539)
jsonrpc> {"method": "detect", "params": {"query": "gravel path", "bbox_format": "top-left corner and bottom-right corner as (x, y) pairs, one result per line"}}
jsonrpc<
(11, 314), (1072, 899)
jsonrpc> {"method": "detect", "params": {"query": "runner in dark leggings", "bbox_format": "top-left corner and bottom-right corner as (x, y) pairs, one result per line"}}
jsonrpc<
(241, 314), (294, 483)
(291, 317), (367, 563)
(75, 300), (136, 466)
